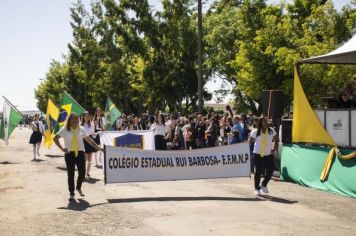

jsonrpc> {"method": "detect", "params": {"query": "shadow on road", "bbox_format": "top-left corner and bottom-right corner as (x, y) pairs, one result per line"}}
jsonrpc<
(57, 199), (107, 211)
(31, 159), (45, 162)
(45, 154), (64, 158)
(259, 195), (298, 204)
(0, 161), (20, 165)
(56, 167), (67, 171)
(107, 196), (265, 204)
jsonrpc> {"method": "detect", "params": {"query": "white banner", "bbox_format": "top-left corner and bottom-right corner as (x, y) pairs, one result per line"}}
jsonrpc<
(325, 110), (349, 146)
(100, 130), (155, 150)
(104, 143), (251, 183)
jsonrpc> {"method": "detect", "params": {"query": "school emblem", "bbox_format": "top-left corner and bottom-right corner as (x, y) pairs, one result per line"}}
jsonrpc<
(114, 133), (144, 149)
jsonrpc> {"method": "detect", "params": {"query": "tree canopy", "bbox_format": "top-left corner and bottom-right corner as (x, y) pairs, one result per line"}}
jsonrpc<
(35, 0), (356, 115)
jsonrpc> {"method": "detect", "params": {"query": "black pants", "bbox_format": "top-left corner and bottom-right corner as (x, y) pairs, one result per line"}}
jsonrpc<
(185, 141), (192, 150)
(207, 136), (215, 147)
(64, 151), (86, 194)
(155, 135), (167, 150)
(254, 153), (274, 190)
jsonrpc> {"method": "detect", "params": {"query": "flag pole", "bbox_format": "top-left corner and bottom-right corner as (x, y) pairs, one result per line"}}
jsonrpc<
(2, 95), (39, 131)
(2, 96), (25, 117)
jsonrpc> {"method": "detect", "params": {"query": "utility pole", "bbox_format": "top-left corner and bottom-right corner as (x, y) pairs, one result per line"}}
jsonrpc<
(197, 0), (203, 114)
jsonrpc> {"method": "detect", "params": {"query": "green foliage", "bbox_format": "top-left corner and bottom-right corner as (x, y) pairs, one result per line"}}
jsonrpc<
(206, 0), (356, 114)
(36, 0), (356, 115)
(35, 60), (69, 112)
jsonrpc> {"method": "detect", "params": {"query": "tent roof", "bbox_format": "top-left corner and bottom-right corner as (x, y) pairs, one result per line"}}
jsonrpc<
(298, 34), (356, 64)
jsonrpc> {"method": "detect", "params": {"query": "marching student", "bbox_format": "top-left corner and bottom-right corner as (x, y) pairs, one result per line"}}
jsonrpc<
(81, 111), (98, 178)
(248, 116), (278, 196)
(53, 113), (103, 200)
(29, 114), (44, 161)
(93, 108), (105, 167)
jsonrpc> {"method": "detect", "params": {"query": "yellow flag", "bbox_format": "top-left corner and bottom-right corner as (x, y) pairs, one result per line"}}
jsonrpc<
(44, 99), (59, 148)
(292, 65), (336, 146)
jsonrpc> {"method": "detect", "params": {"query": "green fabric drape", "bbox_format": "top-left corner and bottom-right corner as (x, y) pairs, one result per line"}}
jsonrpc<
(281, 144), (356, 198)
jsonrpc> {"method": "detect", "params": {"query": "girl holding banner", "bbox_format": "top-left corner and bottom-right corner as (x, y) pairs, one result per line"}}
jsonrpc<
(248, 116), (278, 196)
(151, 114), (170, 150)
(53, 113), (103, 200)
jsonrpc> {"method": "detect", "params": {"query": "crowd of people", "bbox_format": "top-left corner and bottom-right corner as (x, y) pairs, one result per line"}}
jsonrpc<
(113, 106), (254, 151)
(26, 105), (282, 200)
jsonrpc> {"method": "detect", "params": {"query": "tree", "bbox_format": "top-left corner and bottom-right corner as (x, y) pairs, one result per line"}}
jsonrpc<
(34, 60), (69, 111)
(36, 0), (356, 115)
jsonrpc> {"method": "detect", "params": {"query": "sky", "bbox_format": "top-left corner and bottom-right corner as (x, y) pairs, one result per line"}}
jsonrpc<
(0, 0), (353, 111)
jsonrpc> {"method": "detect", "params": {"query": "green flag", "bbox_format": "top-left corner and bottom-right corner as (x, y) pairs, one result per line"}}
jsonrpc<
(1, 100), (23, 145)
(105, 98), (122, 130)
(60, 91), (85, 116)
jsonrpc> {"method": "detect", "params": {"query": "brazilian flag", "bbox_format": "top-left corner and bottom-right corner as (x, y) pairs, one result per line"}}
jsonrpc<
(55, 91), (85, 133)
(60, 91), (85, 116)
(44, 99), (59, 148)
(105, 98), (122, 130)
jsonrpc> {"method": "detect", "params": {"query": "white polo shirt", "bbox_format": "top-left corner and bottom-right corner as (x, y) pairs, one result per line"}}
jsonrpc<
(250, 128), (276, 156)
(57, 126), (89, 152)
(32, 121), (44, 133)
(83, 123), (95, 135)
(150, 123), (169, 136)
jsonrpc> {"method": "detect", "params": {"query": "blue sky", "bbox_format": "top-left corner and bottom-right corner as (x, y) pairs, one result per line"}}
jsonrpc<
(0, 0), (353, 111)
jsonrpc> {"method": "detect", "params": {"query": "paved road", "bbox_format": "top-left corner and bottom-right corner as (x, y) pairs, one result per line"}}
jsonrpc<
(0, 128), (355, 235)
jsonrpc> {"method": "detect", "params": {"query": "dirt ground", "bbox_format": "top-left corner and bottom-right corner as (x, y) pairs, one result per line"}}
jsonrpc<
(0, 128), (355, 236)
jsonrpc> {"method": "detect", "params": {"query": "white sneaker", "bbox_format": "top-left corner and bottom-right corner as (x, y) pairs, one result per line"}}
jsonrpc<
(261, 186), (269, 194)
(254, 189), (261, 196)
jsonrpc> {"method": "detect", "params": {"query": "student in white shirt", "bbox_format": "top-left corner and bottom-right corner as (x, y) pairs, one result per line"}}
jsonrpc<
(151, 114), (170, 150)
(248, 116), (279, 196)
(93, 108), (106, 167)
(81, 111), (100, 179)
(54, 113), (103, 200)
(29, 114), (44, 161)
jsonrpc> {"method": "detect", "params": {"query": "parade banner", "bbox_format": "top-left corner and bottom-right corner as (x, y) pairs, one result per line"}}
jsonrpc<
(104, 143), (250, 183)
(100, 130), (155, 150)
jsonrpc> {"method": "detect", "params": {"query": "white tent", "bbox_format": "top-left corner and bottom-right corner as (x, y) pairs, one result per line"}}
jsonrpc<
(299, 34), (356, 64)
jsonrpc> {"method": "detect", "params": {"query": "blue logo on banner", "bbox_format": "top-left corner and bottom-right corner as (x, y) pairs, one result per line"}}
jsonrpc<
(114, 133), (143, 149)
